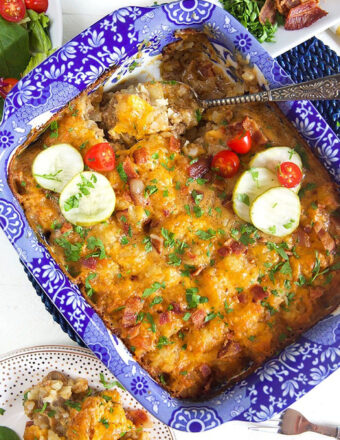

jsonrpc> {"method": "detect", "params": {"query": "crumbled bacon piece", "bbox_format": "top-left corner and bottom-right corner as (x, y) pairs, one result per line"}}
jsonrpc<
(81, 257), (97, 270)
(150, 233), (163, 254)
(125, 409), (151, 428)
(259, 0), (277, 25)
(251, 285), (268, 302)
(127, 324), (140, 339)
(313, 221), (335, 252)
(163, 209), (170, 217)
(218, 239), (246, 257)
(296, 227), (311, 248)
(188, 157), (210, 179)
(199, 363), (212, 378)
(123, 157), (138, 179)
(285, 0), (327, 30)
(192, 266), (204, 277)
(171, 302), (182, 314)
(217, 340), (241, 359)
(122, 296), (142, 328)
(133, 147), (148, 164)
(191, 309), (206, 328)
(159, 311), (170, 325)
(242, 116), (268, 145)
(310, 286), (325, 299)
(191, 190), (203, 204)
(169, 136), (181, 152)
(238, 292), (247, 304)
(60, 222), (72, 234)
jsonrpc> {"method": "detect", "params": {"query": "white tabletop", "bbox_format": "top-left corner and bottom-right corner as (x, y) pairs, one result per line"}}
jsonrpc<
(0, 1), (339, 438)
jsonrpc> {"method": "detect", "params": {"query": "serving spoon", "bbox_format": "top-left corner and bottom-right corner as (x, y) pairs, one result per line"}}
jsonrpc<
(187, 73), (340, 108)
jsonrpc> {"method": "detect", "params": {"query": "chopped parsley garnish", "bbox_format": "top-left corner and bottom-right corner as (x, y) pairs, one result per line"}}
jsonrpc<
(144, 184), (158, 197)
(102, 395), (112, 402)
(55, 236), (83, 262)
(120, 236), (129, 245)
(193, 205), (203, 218)
(267, 242), (289, 260)
(237, 193), (250, 206)
(268, 225), (276, 234)
(298, 182), (316, 198)
(195, 108), (202, 123)
(99, 373), (125, 391)
(183, 312), (191, 321)
(224, 301), (233, 313)
(157, 336), (174, 349)
(85, 273), (97, 297)
(86, 236), (106, 259)
(146, 312), (156, 332)
(64, 174), (96, 212)
(195, 229), (216, 240)
(248, 335), (256, 342)
(143, 236), (152, 253)
(186, 287), (208, 308)
(249, 168), (259, 187)
(34, 169), (62, 182)
(280, 261), (292, 276)
(117, 163), (128, 183)
(283, 219), (295, 229)
(48, 410), (56, 417)
(100, 417), (109, 429)
(50, 120), (58, 138)
(150, 296), (163, 307)
(191, 190), (203, 204)
(261, 300), (277, 315)
(142, 281), (165, 298)
(168, 253), (182, 266)
(34, 402), (48, 413)
(204, 311), (217, 323)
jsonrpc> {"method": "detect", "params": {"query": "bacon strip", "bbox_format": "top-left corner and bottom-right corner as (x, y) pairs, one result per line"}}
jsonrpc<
(251, 285), (268, 302)
(313, 221), (335, 252)
(285, 0), (327, 30)
(133, 147), (149, 164)
(123, 157), (138, 179)
(122, 296), (142, 328)
(259, 0), (277, 25)
(230, 116), (268, 146)
(218, 340), (241, 359)
(218, 239), (246, 257)
(191, 309), (206, 328)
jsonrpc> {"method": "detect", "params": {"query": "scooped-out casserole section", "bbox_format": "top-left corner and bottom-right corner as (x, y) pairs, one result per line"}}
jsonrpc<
(9, 30), (340, 399)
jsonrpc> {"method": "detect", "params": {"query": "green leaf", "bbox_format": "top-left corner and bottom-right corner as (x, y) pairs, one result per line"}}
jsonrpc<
(237, 193), (250, 206)
(0, 426), (20, 440)
(142, 281), (165, 298)
(85, 272), (97, 297)
(86, 236), (106, 259)
(195, 229), (216, 240)
(0, 16), (30, 78)
(27, 9), (51, 54)
(298, 182), (316, 198)
(117, 163), (128, 183)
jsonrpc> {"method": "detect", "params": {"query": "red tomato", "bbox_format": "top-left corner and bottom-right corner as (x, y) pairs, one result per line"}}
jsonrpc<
(0, 78), (18, 99)
(227, 130), (252, 154)
(84, 143), (116, 172)
(211, 150), (240, 178)
(0, 0), (26, 22)
(24, 0), (48, 13)
(277, 161), (302, 188)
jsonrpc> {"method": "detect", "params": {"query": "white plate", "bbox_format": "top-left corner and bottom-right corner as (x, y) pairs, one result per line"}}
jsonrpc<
(0, 345), (176, 440)
(47, 0), (63, 48)
(60, 0), (339, 57)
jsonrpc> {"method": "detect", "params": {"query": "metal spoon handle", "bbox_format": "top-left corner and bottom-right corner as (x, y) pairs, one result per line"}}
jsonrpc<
(201, 73), (340, 108)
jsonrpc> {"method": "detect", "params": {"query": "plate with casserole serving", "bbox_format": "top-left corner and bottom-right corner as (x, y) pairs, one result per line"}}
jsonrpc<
(0, 0), (340, 432)
(0, 345), (175, 440)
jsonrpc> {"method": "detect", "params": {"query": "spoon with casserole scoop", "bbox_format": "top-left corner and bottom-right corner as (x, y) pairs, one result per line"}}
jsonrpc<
(185, 73), (340, 108)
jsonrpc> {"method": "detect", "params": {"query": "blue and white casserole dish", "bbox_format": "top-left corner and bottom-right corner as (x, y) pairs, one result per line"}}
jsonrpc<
(0, 0), (340, 432)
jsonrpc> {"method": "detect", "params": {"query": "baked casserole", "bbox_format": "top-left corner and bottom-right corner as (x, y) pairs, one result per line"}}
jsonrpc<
(9, 31), (340, 399)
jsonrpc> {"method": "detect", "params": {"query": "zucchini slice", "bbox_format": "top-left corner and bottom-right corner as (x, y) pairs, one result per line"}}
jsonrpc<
(59, 171), (116, 226)
(232, 167), (278, 222)
(32, 143), (84, 193)
(250, 187), (300, 237)
(249, 146), (302, 192)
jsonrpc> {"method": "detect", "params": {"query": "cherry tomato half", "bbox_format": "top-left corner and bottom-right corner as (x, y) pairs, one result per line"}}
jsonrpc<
(24, 0), (48, 13)
(84, 142), (116, 172)
(227, 130), (252, 154)
(211, 150), (240, 178)
(277, 161), (302, 188)
(0, 78), (18, 99)
(0, 0), (26, 22)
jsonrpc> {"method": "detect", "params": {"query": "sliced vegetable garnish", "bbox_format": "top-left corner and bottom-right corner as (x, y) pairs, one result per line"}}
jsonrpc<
(0, 0), (26, 23)
(59, 171), (116, 226)
(249, 146), (303, 192)
(250, 187), (300, 237)
(227, 130), (252, 154)
(212, 150), (240, 178)
(84, 142), (116, 172)
(25, 0), (48, 13)
(32, 143), (84, 193)
(232, 167), (278, 222)
(277, 161), (303, 189)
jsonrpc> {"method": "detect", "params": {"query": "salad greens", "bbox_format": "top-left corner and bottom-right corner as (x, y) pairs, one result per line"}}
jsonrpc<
(0, 10), (53, 118)
(0, 426), (21, 440)
(220, 0), (280, 43)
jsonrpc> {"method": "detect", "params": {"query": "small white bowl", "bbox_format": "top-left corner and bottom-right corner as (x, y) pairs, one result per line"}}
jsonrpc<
(47, 0), (63, 48)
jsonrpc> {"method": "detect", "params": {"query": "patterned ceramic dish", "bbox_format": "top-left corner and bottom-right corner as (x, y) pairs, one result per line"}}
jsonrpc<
(0, 345), (175, 439)
(0, 0), (339, 432)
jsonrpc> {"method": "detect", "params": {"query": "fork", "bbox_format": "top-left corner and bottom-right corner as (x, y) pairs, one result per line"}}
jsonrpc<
(186, 73), (340, 108)
(249, 408), (340, 438)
